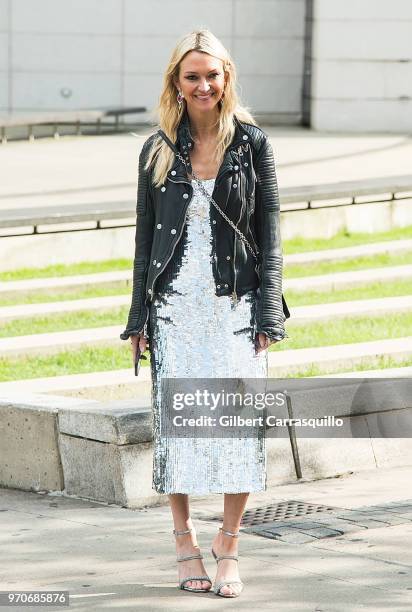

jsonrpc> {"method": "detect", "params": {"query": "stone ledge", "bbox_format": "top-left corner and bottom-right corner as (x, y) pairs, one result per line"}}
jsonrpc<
(0, 393), (97, 492)
(58, 433), (159, 508)
(56, 398), (159, 507)
(0, 393), (160, 508)
(58, 398), (152, 444)
(1, 390), (412, 508)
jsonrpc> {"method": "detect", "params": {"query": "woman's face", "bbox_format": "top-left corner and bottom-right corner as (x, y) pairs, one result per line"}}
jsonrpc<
(174, 50), (227, 112)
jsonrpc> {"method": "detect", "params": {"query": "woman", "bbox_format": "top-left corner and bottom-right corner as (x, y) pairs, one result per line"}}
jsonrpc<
(120, 29), (289, 598)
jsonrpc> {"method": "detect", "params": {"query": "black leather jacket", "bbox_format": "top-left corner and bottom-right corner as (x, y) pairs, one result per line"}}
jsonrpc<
(120, 109), (290, 343)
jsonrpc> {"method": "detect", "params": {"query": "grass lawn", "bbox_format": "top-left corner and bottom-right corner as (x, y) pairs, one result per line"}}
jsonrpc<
(289, 354), (412, 378)
(0, 225), (411, 282)
(1, 224), (410, 382)
(0, 307), (129, 338)
(1, 344), (411, 383)
(271, 311), (412, 351)
(0, 283), (129, 307)
(285, 279), (412, 306)
(1, 311), (412, 381)
(0, 345), (134, 382)
(285, 250), (412, 278)
(2, 306), (412, 344)
(1, 266), (411, 309)
(0, 258), (132, 282)
(283, 225), (412, 254)
(2, 305), (412, 349)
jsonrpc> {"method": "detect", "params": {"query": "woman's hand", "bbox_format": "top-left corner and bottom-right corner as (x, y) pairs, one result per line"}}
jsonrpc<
(130, 333), (148, 364)
(255, 332), (279, 354)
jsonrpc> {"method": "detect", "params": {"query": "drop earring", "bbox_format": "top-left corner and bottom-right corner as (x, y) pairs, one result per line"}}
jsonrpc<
(177, 89), (184, 109)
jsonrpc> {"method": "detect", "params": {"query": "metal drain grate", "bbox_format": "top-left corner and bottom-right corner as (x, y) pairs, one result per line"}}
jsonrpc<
(199, 499), (412, 544)
(203, 500), (338, 527)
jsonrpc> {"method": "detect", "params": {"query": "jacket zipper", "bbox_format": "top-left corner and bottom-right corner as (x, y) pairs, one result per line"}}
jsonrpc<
(147, 192), (193, 299)
(157, 132), (249, 304)
(232, 238), (238, 303)
(232, 173), (244, 304)
(167, 176), (191, 186)
(140, 305), (150, 338)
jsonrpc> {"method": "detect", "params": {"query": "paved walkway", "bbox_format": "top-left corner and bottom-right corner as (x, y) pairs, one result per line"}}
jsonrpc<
(1, 127), (412, 211)
(1, 464), (411, 610)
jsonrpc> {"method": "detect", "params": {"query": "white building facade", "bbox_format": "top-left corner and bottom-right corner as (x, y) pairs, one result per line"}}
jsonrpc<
(0, 0), (411, 132)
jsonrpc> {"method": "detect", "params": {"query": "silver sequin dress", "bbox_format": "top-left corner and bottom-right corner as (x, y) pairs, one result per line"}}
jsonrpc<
(148, 178), (268, 495)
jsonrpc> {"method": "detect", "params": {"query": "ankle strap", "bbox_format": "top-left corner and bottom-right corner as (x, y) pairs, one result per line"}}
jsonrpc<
(220, 527), (239, 538)
(173, 527), (193, 536)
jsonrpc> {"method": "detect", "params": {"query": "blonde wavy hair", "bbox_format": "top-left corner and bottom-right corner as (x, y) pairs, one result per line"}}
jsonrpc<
(144, 29), (258, 188)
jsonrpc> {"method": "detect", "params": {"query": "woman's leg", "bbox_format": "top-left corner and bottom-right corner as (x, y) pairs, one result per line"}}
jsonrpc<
(211, 492), (249, 596)
(169, 493), (211, 590)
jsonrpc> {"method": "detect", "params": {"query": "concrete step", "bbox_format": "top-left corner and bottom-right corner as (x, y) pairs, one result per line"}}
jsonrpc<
(290, 294), (412, 322)
(1, 262), (410, 300)
(2, 288), (412, 356)
(1, 241), (411, 296)
(267, 336), (412, 377)
(0, 270), (131, 295)
(286, 238), (412, 264)
(0, 393), (158, 506)
(0, 325), (122, 357)
(286, 264), (412, 291)
(2, 387), (412, 508)
(314, 365), (412, 378)
(1, 292), (412, 324)
(0, 337), (411, 397)
(0, 366), (151, 395)
(1, 277), (412, 360)
(0, 295), (130, 321)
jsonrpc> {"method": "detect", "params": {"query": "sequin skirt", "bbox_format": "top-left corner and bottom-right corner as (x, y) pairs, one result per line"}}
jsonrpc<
(148, 179), (267, 495)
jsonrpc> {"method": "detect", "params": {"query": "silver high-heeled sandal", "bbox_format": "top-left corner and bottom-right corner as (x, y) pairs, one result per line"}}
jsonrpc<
(211, 527), (244, 598)
(173, 527), (212, 593)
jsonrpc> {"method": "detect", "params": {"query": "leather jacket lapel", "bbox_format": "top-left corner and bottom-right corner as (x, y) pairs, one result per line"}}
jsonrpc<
(174, 107), (249, 183)
(159, 109), (252, 220)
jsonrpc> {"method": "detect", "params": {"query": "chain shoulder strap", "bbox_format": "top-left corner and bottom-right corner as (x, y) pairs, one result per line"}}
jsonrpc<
(178, 150), (259, 261)
(157, 129), (259, 261)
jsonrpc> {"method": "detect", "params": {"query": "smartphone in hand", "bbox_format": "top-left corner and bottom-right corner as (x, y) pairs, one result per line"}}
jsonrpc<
(134, 343), (148, 376)
(134, 344), (141, 376)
